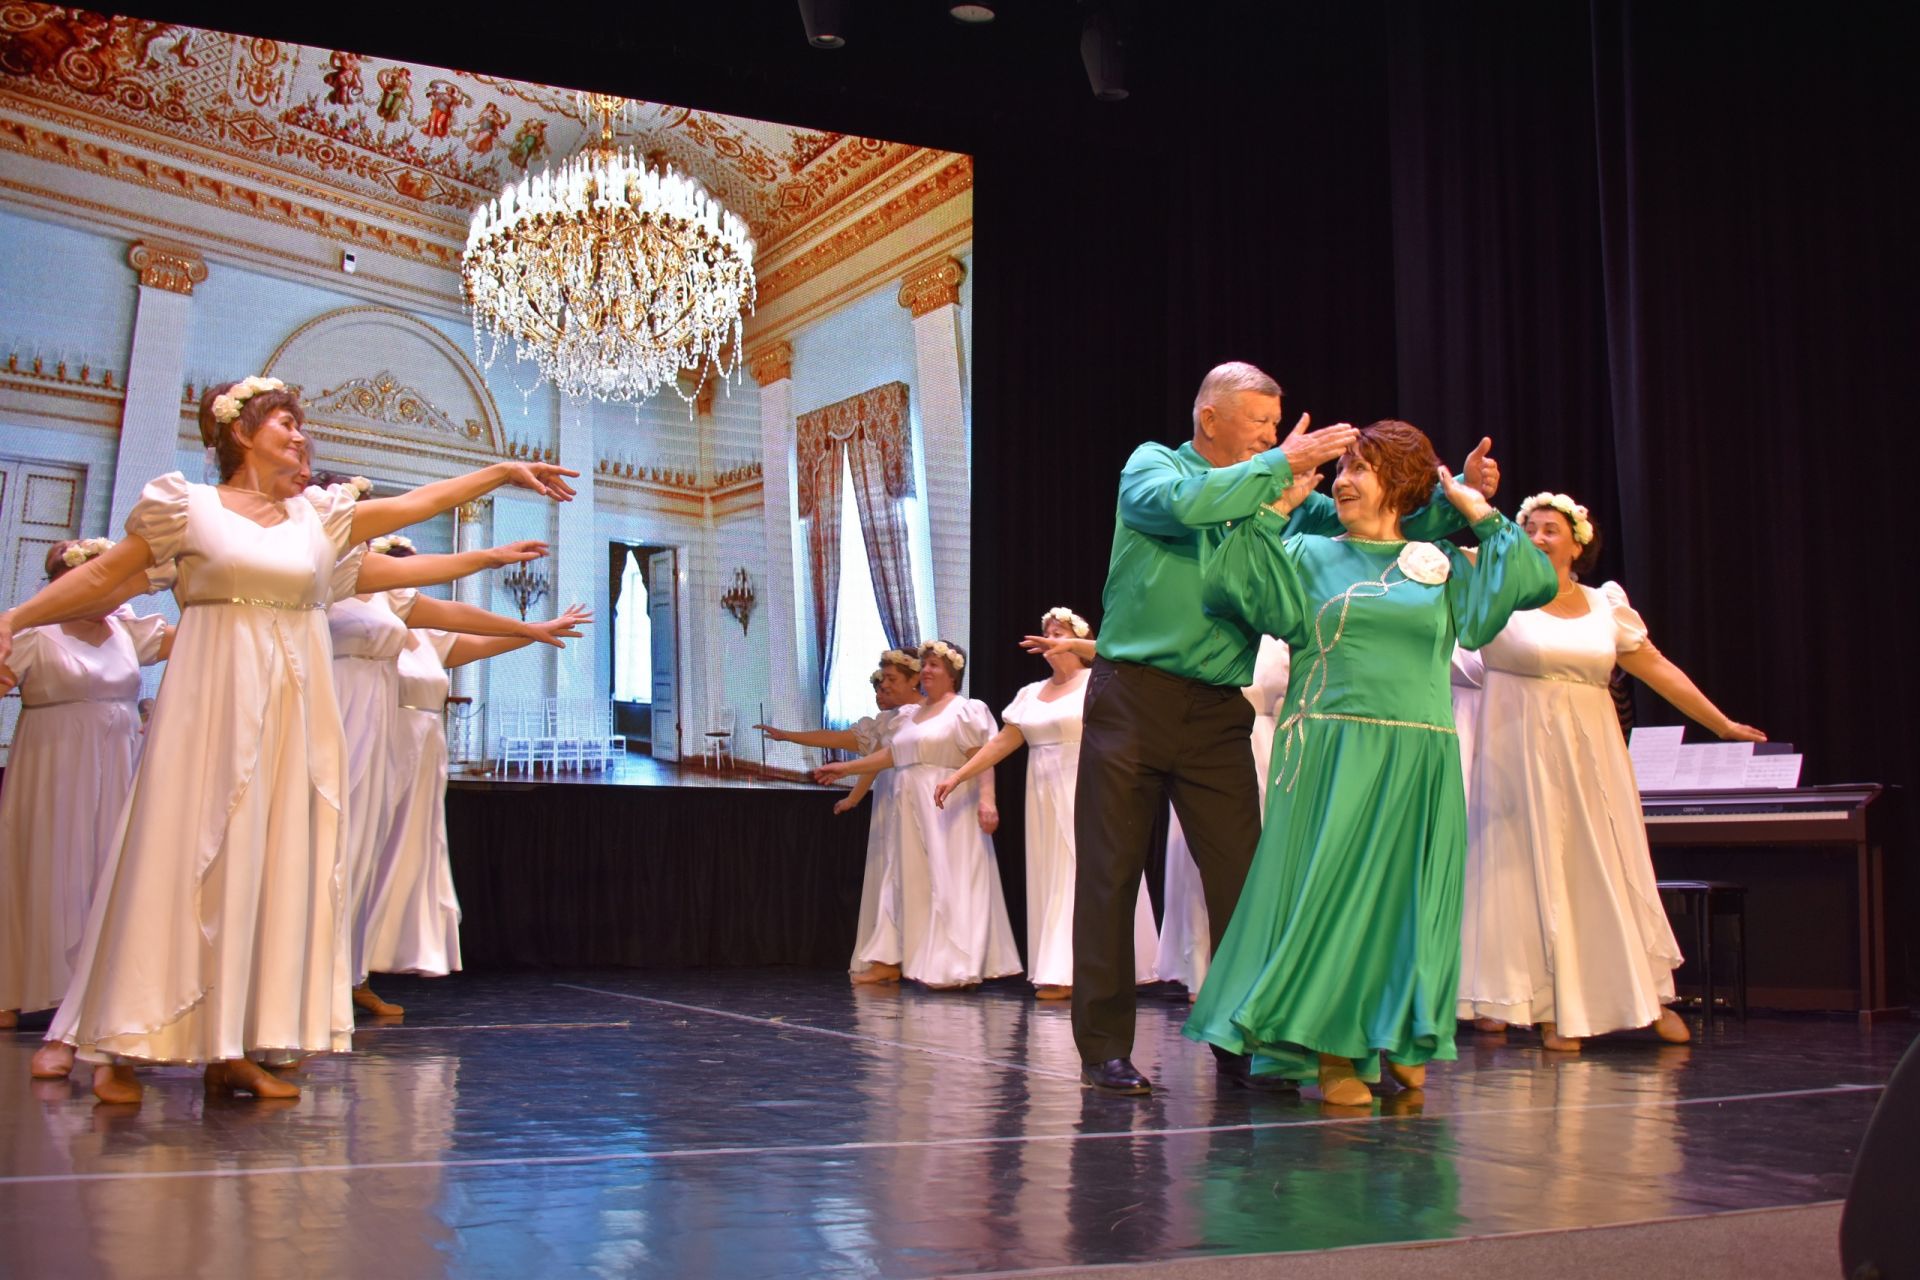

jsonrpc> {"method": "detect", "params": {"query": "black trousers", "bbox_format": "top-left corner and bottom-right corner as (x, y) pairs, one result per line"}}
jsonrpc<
(1071, 658), (1260, 1064)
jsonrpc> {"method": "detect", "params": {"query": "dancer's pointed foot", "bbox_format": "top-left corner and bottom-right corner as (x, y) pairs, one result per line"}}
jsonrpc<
(205, 1059), (299, 1100)
(850, 963), (901, 986)
(92, 1064), (142, 1106)
(1385, 1059), (1426, 1090)
(1653, 1007), (1692, 1043)
(1316, 1054), (1372, 1106)
(352, 984), (404, 1016)
(1034, 984), (1072, 1000)
(1474, 1016), (1508, 1035)
(29, 1041), (75, 1079)
(1540, 1022), (1582, 1052)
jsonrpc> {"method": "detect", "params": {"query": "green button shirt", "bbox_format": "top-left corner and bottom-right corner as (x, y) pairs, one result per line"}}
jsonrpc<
(1096, 440), (1468, 687)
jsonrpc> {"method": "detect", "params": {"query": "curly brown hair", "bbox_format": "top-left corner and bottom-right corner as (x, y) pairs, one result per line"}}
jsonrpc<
(1345, 420), (1441, 516)
(198, 381), (304, 481)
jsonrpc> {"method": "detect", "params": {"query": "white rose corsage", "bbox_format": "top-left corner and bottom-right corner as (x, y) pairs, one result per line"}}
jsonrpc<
(60, 537), (115, 568)
(920, 639), (966, 671)
(1042, 606), (1091, 637)
(1396, 541), (1451, 586)
(369, 534), (414, 555)
(209, 375), (287, 424)
(879, 647), (923, 673)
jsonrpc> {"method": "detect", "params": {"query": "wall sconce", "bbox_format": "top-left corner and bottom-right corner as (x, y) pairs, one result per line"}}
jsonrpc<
(721, 566), (756, 635)
(501, 563), (550, 620)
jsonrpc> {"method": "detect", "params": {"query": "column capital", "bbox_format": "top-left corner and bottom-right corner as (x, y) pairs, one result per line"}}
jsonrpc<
(127, 240), (209, 295)
(747, 340), (793, 387)
(897, 256), (967, 318)
(457, 496), (493, 523)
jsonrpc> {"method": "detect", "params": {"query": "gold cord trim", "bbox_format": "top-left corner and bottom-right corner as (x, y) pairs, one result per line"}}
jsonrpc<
(1300, 712), (1456, 734)
(180, 598), (324, 611)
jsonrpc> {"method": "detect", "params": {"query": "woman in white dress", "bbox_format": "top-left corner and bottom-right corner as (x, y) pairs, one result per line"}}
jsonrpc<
(817, 640), (1022, 989)
(938, 609), (1157, 999)
(0, 375), (577, 1104)
(0, 541), (172, 1078)
(757, 650), (925, 984)
(1156, 635), (1290, 996)
(1457, 493), (1765, 1051)
(363, 603), (589, 980)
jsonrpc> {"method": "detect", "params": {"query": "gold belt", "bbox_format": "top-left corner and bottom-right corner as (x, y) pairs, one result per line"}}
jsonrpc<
(21, 696), (138, 710)
(1301, 711), (1456, 735)
(180, 597), (324, 611)
(399, 703), (445, 713)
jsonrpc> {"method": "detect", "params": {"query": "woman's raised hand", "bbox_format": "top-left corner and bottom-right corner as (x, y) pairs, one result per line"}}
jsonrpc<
(1719, 720), (1767, 743)
(501, 462), (580, 501)
(1020, 634), (1075, 659)
(529, 603), (592, 647)
(1267, 464), (1324, 518)
(1435, 464), (1495, 524)
(1278, 415), (1359, 474)
(483, 540), (550, 567)
(755, 723), (797, 743)
(813, 761), (852, 784)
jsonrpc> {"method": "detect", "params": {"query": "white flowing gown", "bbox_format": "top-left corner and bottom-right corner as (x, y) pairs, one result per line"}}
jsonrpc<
(1456, 582), (1684, 1036)
(849, 706), (907, 975)
(363, 628), (461, 977)
(49, 474), (356, 1064)
(886, 696), (1023, 987)
(1155, 637), (1289, 991)
(328, 589), (417, 984)
(0, 610), (168, 1013)
(1002, 669), (1157, 987)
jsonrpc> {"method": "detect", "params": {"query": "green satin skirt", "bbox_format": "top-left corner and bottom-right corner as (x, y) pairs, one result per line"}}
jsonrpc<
(1183, 718), (1466, 1083)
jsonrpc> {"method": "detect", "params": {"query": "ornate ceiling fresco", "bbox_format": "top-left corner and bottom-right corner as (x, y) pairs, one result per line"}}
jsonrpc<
(0, 3), (943, 259)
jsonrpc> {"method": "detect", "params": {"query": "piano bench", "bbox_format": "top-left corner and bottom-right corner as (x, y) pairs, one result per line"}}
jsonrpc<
(1657, 880), (1748, 1022)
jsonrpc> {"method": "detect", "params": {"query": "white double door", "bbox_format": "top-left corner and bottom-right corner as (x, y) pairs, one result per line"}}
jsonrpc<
(0, 456), (86, 760)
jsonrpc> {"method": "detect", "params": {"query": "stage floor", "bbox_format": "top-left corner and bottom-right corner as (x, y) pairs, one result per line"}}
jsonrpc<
(2, 970), (1906, 1278)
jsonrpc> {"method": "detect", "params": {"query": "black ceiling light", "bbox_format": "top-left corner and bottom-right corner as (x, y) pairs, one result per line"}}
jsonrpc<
(797, 0), (847, 48)
(1080, 5), (1127, 100)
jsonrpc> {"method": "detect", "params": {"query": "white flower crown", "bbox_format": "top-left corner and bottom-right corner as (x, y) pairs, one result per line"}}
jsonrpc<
(369, 534), (414, 555)
(1042, 606), (1091, 638)
(209, 375), (287, 425)
(1516, 491), (1594, 545)
(868, 669), (885, 688)
(919, 639), (965, 672)
(59, 537), (115, 569)
(879, 648), (924, 673)
(347, 476), (372, 495)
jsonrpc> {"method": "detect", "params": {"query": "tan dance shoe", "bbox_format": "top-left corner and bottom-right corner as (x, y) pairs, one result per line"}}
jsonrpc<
(91, 1064), (142, 1106)
(1316, 1054), (1373, 1106)
(1653, 1008), (1692, 1043)
(1473, 1016), (1508, 1035)
(205, 1059), (300, 1100)
(29, 1041), (75, 1079)
(352, 984), (405, 1016)
(1539, 1022), (1582, 1052)
(850, 962), (902, 986)
(1034, 984), (1072, 1000)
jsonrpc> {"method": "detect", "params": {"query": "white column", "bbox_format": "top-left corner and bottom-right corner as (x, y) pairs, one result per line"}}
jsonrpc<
(551, 398), (598, 700)
(749, 339), (814, 772)
(110, 241), (207, 532)
(450, 497), (492, 703)
(900, 256), (970, 652)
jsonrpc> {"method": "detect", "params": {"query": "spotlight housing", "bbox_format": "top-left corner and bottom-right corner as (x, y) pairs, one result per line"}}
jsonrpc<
(797, 0), (847, 48)
(1081, 8), (1128, 100)
(949, 3), (996, 22)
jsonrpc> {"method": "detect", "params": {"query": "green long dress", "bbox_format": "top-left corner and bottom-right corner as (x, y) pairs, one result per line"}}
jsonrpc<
(1183, 507), (1555, 1083)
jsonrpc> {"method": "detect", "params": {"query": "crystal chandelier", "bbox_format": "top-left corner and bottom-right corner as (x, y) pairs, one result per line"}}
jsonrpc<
(462, 94), (757, 404)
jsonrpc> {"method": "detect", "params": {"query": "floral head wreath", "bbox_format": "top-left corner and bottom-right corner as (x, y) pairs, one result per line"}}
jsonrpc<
(1516, 492), (1594, 545)
(919, 639), (966, 672)
(1041, 606), (1091, 638)
(868, 669), (885, 689)
(369, 534), (414, 555)
(878, 648), (923, 673)
(210, 376), (287, 425)
(57, 537), (115, 571)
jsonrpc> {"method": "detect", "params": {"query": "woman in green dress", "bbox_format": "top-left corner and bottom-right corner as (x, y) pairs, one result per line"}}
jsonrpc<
(1183, 420), (1556, 1105)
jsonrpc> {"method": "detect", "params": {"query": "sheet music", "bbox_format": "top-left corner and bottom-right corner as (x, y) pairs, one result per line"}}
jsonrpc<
(1743, 753), (1804, 789)
(1693, 741), (1757, 789)
(1630, 725), (1684, 791)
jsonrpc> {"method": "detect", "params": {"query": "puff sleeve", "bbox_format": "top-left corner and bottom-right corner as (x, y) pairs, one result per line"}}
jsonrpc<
(115, 609), (172, 666)
(954, 699), (998, 752)
(385, 588), (420, 624)
(851, 715), (883, 756)
(303, 482), (360, 560)
(1599, 581), (1650, 655)
(123, 472), (192, 566)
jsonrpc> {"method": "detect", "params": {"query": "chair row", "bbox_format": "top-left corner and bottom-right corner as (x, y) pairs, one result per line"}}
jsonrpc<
(494, 698), (627, 775)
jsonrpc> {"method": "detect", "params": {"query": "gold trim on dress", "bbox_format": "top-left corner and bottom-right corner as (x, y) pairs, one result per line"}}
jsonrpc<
(1301, 712), (1456, 734)
(180, 597), (325, 610)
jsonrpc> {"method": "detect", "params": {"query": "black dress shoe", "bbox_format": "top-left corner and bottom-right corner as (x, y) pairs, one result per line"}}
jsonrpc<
(1212, 1045), (1298, 1093)
(1081, 1057), (1151, 1095)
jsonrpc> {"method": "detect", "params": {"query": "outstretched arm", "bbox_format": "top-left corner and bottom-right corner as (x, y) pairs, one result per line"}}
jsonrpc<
(1019, 635), (1097, 662)
(348, 462), (578, 545)
(0, 536), (154, 662)
(356, 542), (549, 593)
(814, 747), (894, 783)
(833, 772), (876, 815)
(1617, 644), (1764, 742)
(444, 605), (590, 668)
(932, 725), (1025, 809)
(408, 595), (579, 648)
(755, 724), (862, 750)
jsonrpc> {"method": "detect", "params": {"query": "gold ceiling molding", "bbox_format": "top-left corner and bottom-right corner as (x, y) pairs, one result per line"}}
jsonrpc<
(126, 238), (207, 294)
(308, 371), (485, 441)
(0, 116), (463, 267)
(748, 217), (972, 351)
(756, 155), (972, 307)
(747, 340), (794, 387)
(897, 256), (967, 318)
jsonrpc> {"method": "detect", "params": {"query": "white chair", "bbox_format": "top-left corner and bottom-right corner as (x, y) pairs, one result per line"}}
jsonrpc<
(576, 703), (610, 772)
(530, 697), (564, 773)
(702, 704), (736, 769)
(604, 702), (628, 760)
(495, 701), (536, 776)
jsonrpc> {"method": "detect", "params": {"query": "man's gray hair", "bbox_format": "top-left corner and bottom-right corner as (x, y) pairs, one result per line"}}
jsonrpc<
(1192, 362), (1283, 431)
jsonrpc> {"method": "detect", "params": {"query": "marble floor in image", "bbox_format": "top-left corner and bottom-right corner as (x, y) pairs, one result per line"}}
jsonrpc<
(1, 970), (1906, 1278)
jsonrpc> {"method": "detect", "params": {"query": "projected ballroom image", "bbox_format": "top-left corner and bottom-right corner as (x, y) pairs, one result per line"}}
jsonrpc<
(0, 15), (973, 789)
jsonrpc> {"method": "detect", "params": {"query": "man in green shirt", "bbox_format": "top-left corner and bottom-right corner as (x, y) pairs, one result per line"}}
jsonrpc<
(1072, 362), (1498, 1094)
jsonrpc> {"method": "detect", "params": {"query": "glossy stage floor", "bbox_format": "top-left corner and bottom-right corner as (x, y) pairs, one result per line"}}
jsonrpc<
(1, 970), (1902, 1278)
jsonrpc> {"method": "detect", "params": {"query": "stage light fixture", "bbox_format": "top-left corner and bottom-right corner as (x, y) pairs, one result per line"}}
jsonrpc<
(1080, 6), (1128, 100)
(949, 3), (996, 22)
(798, 0), (847, 48)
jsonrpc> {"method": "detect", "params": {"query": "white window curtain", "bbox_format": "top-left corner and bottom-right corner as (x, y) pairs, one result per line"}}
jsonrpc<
(823, 452), (894, 727)
(613, 548), (652, 703)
